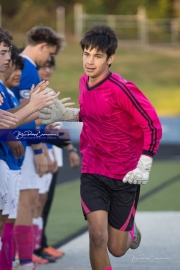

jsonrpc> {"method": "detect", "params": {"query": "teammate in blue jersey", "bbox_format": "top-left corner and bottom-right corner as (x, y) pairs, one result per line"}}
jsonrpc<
(0, 29), (60, 270)
(11, 26), (66, 270)
(0, 30), (19, 128)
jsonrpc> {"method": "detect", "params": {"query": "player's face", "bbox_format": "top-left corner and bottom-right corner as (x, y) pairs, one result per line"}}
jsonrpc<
(38, 64), (54, 81)
(37, 44), (57, 66)
(82, 47), (114, 85)
(4, 60), (16, 81)
(0, 42), (11, 72)
(5, 68), (22, 88)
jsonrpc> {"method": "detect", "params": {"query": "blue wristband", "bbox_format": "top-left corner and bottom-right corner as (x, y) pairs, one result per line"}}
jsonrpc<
(33, 148), (43, 155)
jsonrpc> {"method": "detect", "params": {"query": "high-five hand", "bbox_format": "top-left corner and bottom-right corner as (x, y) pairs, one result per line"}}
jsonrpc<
(39, 98), (78, 124)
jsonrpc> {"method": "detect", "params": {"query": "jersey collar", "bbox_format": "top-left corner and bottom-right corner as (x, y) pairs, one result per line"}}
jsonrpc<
(21, 55), (37, 67)
(86, 72), (112, 91)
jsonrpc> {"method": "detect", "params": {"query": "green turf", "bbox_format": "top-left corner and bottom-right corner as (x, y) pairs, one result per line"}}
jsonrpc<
(138, 179), (180, 211)
(48, 41), (180, 116)
(46, 160), (180, 245)
(138, 160), (180, 210)
(46, 179), (85, 246)
(139, 160), (180, 195)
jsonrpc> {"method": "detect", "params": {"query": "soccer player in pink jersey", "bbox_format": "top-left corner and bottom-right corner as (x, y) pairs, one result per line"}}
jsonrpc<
(39, 24), (162, 270)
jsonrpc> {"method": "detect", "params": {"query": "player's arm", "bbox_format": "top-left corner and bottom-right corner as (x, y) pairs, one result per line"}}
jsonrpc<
(119, 82), (162, 185)
(1, 82), (59, 129)
(0, 109), (18, 129)
(7, 99), (29, 114)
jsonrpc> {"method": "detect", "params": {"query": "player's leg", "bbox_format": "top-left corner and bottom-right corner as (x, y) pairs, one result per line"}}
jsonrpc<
(33, 173), (55, 263)
(107, 181), (141, 257)
(13, 146), (41, 268)
(87, 210), (111, 270)
(33, 175), (48, 251)
(41, 171), (58, 250)
(81, 173), (112, 270)
(0, 159), (11, 268)
(41, 147), (64, 258)
(7, 170), (22, 268)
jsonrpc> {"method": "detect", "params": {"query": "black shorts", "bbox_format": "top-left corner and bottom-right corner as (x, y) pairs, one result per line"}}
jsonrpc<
(80, 173), (140, 231)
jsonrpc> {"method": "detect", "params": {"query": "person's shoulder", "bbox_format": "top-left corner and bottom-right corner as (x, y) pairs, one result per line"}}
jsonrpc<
(111, 72), (127, 84)
(23, 58), (36, 71)
(79, 74), (88, 85)
(109, 73), (128, 91)
(80, 74), (87, 81)
(0, 82), (8, 93)
(110, 73), (141, 91)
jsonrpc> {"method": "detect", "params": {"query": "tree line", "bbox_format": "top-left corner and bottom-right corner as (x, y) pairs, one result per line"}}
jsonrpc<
(1, 0), (179, 33)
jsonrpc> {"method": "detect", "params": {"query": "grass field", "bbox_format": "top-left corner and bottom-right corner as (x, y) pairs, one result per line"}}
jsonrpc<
(46, 160), (180, 246)
(45, 40), (180, 116)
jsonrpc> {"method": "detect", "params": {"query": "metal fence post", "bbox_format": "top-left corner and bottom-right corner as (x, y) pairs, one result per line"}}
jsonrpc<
(107, 15), (116, 29)
(56, 6), (65, 36)
(137, 6), (148, 47)
(171, 18), (179, 45)
(74, 3), (83, 39)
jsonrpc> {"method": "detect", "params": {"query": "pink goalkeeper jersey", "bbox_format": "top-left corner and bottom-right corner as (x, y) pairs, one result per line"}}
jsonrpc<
(79, 72), (162, 180)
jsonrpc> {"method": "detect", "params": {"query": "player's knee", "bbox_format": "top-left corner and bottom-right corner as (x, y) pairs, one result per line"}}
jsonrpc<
(108, 244), (127, 257)
(89, 230), (108, 248)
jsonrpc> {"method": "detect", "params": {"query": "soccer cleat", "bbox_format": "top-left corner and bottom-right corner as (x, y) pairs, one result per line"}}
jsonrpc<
(43, 246), (64, 258)
(32, 254), (48, 264)
(130, 223), (141, 249)
(17, 263), (37, 270)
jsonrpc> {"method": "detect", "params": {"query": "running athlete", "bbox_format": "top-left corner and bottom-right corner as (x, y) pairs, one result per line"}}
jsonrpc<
(39, 25), (162, 270)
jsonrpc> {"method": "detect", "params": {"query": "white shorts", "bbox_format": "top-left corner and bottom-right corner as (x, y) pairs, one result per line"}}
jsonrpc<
(38, 172), (52, 194)
(38, 149), (53, 194)
(3, 170), (22, 219)
(20, 146), (40, 190)
(0, 160), (10, 211)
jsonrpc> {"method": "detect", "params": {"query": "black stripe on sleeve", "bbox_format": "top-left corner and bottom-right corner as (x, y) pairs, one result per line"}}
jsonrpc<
(109, 76), (157, 153)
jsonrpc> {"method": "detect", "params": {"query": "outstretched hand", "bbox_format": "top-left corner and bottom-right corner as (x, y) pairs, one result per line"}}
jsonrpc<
(29, 85), (60, 112)
(0, 109), (18, 128)
(39, 98), (76, 124)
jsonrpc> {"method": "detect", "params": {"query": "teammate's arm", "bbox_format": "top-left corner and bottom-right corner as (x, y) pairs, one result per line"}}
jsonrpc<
(0, 83), (59, 129)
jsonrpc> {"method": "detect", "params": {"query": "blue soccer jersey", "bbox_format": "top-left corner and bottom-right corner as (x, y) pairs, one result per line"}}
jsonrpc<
(12, 56), (41, 100)
(12, 56), (41, 146)
(6, 88), (36, 170)
(0, 81), (14, 162)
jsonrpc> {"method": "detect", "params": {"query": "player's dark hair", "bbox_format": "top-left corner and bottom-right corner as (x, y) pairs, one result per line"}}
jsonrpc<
(0, 27), (13, 41)
(11, 44), (18, 65)
(15, 54), (24, 70)
(10, 44), (24, 70)
(26, 26), (64, 54)
(80, 25), (118, 59)
(0, 28), (12, 48)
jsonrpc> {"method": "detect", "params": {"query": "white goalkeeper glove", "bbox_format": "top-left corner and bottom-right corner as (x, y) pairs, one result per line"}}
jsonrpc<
(39, 99), (79, 124)
(122, 155), (153, 185)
